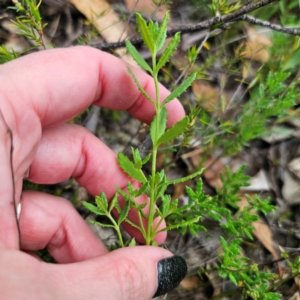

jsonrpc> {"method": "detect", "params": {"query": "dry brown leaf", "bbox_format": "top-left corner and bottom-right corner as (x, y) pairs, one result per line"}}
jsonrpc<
(239, 27), (272, 62)
(192, 80), (229, 113)
(68, 0), (138, 66)
(124, 0), (168, 21)
(237, 194), (282, 277)
(180, 275), (202, 290)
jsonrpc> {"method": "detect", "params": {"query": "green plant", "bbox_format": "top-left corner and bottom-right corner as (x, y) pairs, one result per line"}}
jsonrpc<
(2, 1), (300, 298)
(0, 0), (47, 63)
(83, 11), (204, 246)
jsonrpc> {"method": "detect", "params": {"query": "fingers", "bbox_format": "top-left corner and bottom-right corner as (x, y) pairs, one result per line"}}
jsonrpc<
(44, 246), (186, 300)
(29, 124), (128, 197)
(20, 191), (108, 263)
(28, 124), (167, 244)
(0, 46), (185, 128)
(0, 46), (185, 184)
(0, 112), (19, 249)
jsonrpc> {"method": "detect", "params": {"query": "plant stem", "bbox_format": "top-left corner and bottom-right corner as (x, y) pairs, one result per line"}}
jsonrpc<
(146, 52), (161, 245)
(107, 215), (124, 248)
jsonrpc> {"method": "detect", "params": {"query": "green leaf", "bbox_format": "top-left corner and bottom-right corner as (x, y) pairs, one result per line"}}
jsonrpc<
(161, 216), (202, 231)
(137, 202), (147, 210)
(157, 116), (189, 145)
(142, 153), (151, 165)
(128, 238), (136, 247)
(125, 218), (143, 231)
(127, 67), (154, 105)
(229, 273), (238, 286)
(88, 219), (115, 229)
(136, 13), (154, 53)
(118, 200), (131, 225)
(160, 194), (171, 216)
(95, 192), (109, 212)
(109, 192), (119, 213)
(155, 11), (169, 51)
(168, 168), (204, 185)
(162, 72), (197, 105)
(118, 152), (147, 183)
(82, 201), (105, 215)
(125, 40), (152, 74)
(150, 106), (168, 145)
(156, 32), (180, 72)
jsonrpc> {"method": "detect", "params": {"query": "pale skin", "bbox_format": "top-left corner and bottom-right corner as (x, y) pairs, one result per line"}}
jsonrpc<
(0, 46), (185, 299)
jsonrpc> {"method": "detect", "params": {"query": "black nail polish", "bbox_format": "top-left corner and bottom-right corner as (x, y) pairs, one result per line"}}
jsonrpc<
(153, 255), (187, 298)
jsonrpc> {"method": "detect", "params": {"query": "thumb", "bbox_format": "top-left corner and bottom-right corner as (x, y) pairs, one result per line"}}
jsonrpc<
(46, 246), (187, 300)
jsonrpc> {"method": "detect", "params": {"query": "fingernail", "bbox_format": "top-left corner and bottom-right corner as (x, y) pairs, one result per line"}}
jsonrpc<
(153, 255), (187, 298)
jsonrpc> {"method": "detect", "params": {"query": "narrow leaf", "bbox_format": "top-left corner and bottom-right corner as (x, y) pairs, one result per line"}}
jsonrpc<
(162, 72), (197, 105)
(159, 216), (202, 232)
(88, 220), (115, 229)
(118, 200), (131, 225)
(156, 32), (180, 71)
(168, 168), (204, 185)
(125, 219), (143, 231)
(136, 13), (154, 53)
(82, 201), (104, 215)
(137, 202), (147, 210)
(95, 193), (108, 212)
(118, 152), (147, 183)
(155, 11), (170, 51)
(127, 67), (154, 105)
(150, 106), (168, 144)
(125, 40), (152, 74)
(109, 192), (119, 213)
(157, 116), (189, 145)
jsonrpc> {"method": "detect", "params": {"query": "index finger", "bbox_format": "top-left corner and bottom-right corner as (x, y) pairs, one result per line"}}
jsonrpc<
(0, 46), (185, 128)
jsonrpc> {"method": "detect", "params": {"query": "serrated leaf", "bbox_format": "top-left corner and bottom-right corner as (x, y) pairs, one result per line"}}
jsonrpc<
(155, 11), (169, 51)
(137, 202), (148, 210)
(148, 20), (158, 43)
(125, 218), (143, 231)
(162, 72), (197, 105)
(136, 13), (154, 53)
(135, 182), (149, 197)
(118, 200), (131, 225)
(82, 201), (105, 215)
(142, 153), (151, 165)
(88, 220), (115, 229)
(118, 152), (147, 183)
(116, 187), (132, 202)
(156, 32), (180, 71)
(168, 168), (204, 185)
(160, 195), (171, 215)
(157, 116), (189, 145)
(95, 192), (108, 212)
(125, 40), (152, 74)
(109, 192), (119, 213)
(127, 67), (154, 105)
(150, 106), (168, 144)
(169, 198), (179, 213)
(161, 216), (202, 232)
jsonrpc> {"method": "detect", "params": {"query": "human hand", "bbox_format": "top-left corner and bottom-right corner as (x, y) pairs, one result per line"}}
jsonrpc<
(0, 46), (187, 299)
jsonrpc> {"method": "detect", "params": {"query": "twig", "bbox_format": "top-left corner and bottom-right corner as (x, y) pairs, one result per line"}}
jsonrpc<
(0, 110), (21, 250)
(236, 14), (300, 35)
(92, 0), (280, 51)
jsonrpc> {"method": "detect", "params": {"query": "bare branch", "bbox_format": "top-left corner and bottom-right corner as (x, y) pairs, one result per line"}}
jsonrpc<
(236, 14), (300, 36)
(92, 0), (280, 51)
